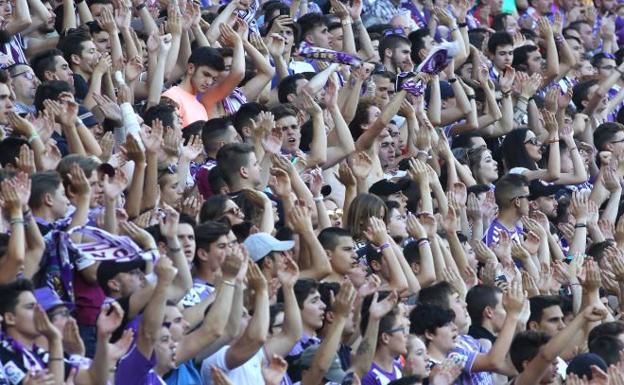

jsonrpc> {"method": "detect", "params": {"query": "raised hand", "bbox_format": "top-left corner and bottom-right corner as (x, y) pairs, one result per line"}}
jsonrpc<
(34, 305), (61, 340)
(277, 255), (300, 288)
(103, 170), (129, 202)
(247, 260), (268, 292)
(155, 255), (177, 284)
(349, 151), (373, 180)
(67, 163), (91, 198)
(363, 217), (388, 247)
(299, 89), (322, 116)
(262, 355), (288, 385)
(97, 302), (125, 337)
(63, 318), (85, 356)
(141, 119), (164, 155)
(219, 23), (242, 48)
(369, 291), (398, 320)
(268, 166), (292, 198)
(158, 204), (180, 240)
(502, 277), (526, 315)
(119, 220), (157, 249)
(332, 280), (356, 318)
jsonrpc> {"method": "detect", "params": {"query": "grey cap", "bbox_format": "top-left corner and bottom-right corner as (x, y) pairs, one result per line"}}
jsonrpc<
(297, 344), (346, 383)
(243, 233), (295, 262)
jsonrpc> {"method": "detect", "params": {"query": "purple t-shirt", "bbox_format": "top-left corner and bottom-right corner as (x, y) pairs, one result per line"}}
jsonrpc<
(484, 218), (523, 246)
(115, 345), (164, 385)
(448, 335), (493, 385)
(361, 360), (402, 385)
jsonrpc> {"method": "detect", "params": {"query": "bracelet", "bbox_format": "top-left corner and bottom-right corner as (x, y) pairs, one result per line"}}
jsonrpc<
(168, 246), (181, 253)
(341, 19), (352, 26)
(48, 357), (63, 361)
(467, 94), (475, 100)
(28, 132), (39, 143)
(416, 237), (430, 246)
(223, 280), (236, 287)
(448, 78), (458, 83)
(353, 18), (362, 26)
(458, 22), (468, 28)
(546, 138), (559, 144)
(10, 218), (24, 225)
(378, 242), (391, 251)
(135, 3), (146, 10)
(574, 223), (586, 228)
(313, 196), (324, 202)
(501, 90), (511, 98)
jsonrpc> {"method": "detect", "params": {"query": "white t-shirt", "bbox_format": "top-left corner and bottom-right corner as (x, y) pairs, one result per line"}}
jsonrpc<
(200, 345), (266, 385)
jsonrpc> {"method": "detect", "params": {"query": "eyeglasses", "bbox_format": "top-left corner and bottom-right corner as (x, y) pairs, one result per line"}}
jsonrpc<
(384, 326), (407, 335)
(11, 71), (35, 80)
(48, 308), (71, 319)
(524, 137), (541, 146)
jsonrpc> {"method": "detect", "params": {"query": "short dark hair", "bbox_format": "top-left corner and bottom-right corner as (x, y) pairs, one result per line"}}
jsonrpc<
(232, 102), (265, 138)
(215, 143), (255, 185)
(378, 34), (411, 62)
(202, 117), (232, 153)
(194, 221), (230, 253)
(0, 279), (34, 327)
(408, 28), (429, 65)
(528, 295), (562, 325)
(34, 80), (72, 112)
(297, 13), (325, 44)
(277, 74), (306, 104)
(494, 173), (529, 208)
(487, 31), (513, 54)
(57, 29), (93, 66)
(361, 291), (399, 341)
(588, 321), (624, 345)
(0, 138), (28, 168)
(466, 285), (502, 327)
(30, 48), (64, 81)
(589, 335), (624, 366)
(271, 104), (298, 121)
(418, 281), (456, 310)
(512, 45), (539, 72)
(56, 154), (100, 186)
(572, 79), (599, 111)
(586, 240), (616, 265)
(594, 122), (624, 152)
(188, 47), (225, 71)
(199, 194), (230, 223)
(510, 330), (551, 372)
(318, 227), (352, 251)
(29, 171), (63, 209)
(293, 278), (319, 309)
(409, 303), (455, 341)
(143, 103), (177, 129)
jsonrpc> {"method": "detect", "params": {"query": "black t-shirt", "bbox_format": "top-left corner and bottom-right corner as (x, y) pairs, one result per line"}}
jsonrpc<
(72, 74), (89, 103)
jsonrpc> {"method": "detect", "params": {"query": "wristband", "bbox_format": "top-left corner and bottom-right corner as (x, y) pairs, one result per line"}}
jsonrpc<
(135, 3), (146, 10)
(48, 357), (63, 361)
(378, 242), (391, 251)
(223, 280), (236, 287)
(341, 19), (352, 26)
(10, 218), (24, 225)
(448, 78), (458, 83)
(313, 196), (324, 202)
(416, 237), (430, 246)
(574, 223), (587, 228)
(458, 22), (468, 28)
(28, 132), (39, 143)
(168, 246), (181, 253)
(501, 90), (511, 98)
(467, 94), (475, 100)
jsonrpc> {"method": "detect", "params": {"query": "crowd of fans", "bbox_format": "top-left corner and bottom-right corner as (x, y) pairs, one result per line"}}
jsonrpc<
(3, 0), (624, 383)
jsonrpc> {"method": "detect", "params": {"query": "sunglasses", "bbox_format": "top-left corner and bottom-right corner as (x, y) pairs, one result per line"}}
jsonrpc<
(524, 137), (541, 146)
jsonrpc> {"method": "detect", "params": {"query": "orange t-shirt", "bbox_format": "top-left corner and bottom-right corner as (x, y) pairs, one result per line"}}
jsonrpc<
(162, 85), (208, 128)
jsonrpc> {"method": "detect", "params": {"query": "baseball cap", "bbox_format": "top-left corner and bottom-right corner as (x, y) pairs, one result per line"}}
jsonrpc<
(34, 287), (74, 312)
(243, 233), (295, 262)
(78, 105), (99, 127)
(96, 258), (146, 292)
(528, 180), (563, 200)
(297, 344), (347, 383)
(566, 353), (608, 380)
(368, 178), (409, 196)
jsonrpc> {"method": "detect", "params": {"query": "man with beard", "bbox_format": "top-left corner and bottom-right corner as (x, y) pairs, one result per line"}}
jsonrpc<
(528, 181), (560, 221)
(7, 64), (39, 114)
(162, 25), (244, 126)
(23, 0), (61, 57)
(378, 34), (413, 75)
